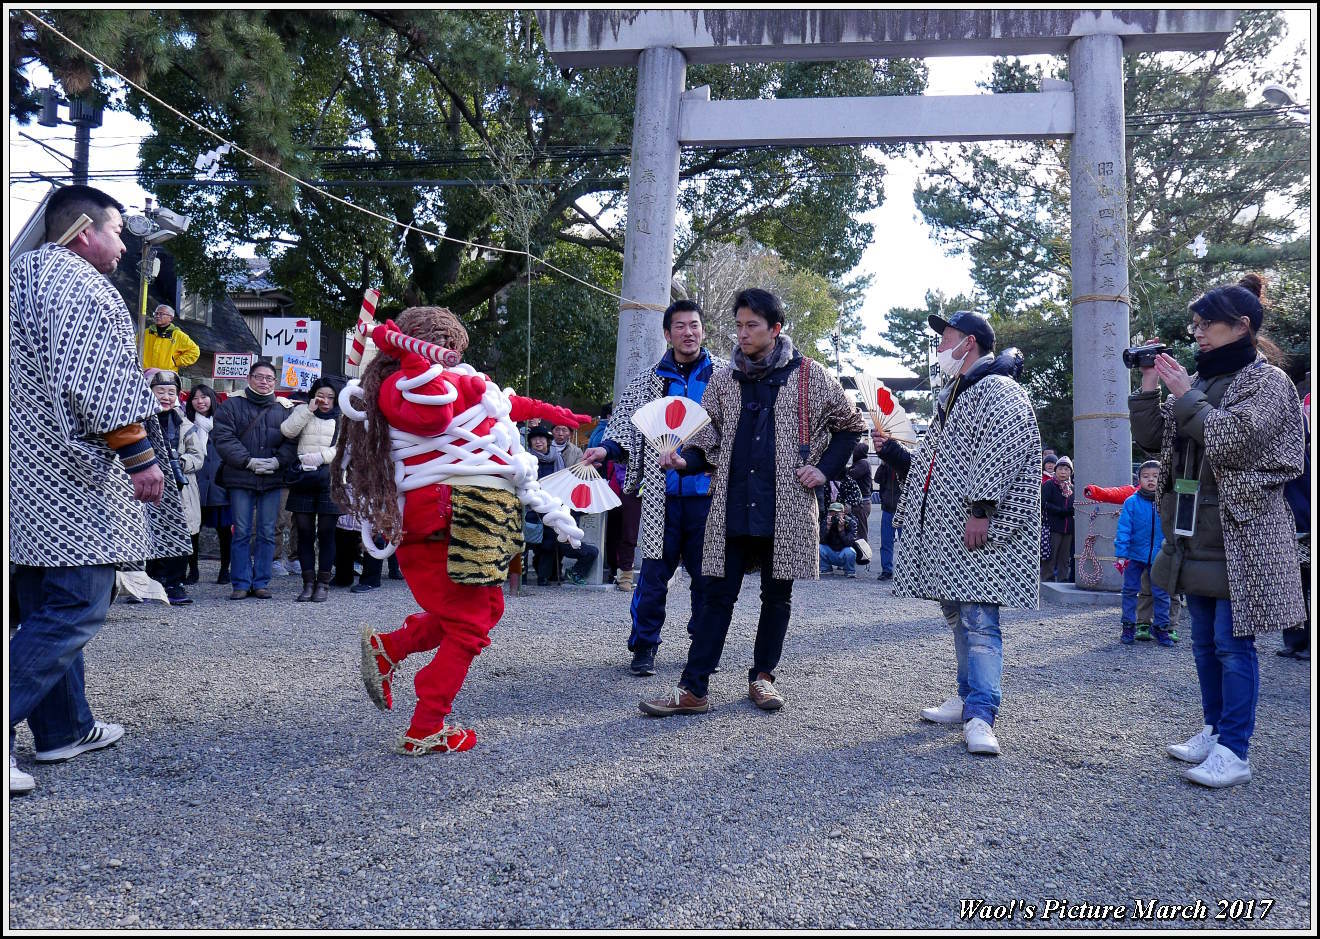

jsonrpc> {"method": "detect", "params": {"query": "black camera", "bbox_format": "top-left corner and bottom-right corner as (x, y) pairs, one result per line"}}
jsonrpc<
(1122, 343), (1169, 369)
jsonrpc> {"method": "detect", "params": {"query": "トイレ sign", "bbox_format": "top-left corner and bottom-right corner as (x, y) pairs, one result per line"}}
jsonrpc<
(213, 352), (256, 380)
(262, 317), (321, 358)
(280, 355), (322, 392)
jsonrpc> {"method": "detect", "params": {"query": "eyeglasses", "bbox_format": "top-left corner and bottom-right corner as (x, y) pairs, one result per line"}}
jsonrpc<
(250, 372), (276, 383)
(1187, 316), (1248, 337)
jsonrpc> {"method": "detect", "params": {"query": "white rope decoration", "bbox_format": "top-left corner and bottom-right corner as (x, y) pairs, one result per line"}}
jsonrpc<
(338, 366), (584, 559)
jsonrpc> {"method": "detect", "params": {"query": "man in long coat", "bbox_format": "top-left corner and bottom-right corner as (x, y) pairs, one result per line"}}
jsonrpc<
(9, 185), (186, 795)
(639, 288), (866, 717)
(583, 299), (728, 676)
(891, 311), (1041, 757)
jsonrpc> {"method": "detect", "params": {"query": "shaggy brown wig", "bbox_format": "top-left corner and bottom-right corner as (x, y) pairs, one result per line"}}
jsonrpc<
(332, 307), (470, 545)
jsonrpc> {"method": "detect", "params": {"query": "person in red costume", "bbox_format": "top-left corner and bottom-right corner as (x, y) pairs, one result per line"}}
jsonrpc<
(332, 306), (588, 754)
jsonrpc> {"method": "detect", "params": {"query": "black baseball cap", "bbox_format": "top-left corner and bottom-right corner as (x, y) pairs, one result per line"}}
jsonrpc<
(928, 310), (995, 351)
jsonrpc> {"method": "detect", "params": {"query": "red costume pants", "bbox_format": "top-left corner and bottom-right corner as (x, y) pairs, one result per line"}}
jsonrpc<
(377, 536), (504, 734)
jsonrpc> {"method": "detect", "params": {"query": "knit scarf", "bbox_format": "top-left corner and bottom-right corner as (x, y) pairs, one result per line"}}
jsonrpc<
(191, 413), (213, 434)
(245, 388), (275, 406)
(733, 335), (795, 380)
(1194, 335), (1256, 379)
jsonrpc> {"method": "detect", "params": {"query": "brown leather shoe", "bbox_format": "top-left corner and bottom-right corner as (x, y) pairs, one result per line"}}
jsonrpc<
(229, 589), (251, 601)
(749, 677), (785, 711)
(250, 588), (274, 600)
(639, 686), (709, 717)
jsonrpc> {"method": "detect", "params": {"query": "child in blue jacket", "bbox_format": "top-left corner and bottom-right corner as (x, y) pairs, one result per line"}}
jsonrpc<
(1115, 460), (1172, 646)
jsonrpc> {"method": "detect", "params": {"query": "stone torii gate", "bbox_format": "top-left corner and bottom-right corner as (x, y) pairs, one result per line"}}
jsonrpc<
(537, 9), (1239, 590)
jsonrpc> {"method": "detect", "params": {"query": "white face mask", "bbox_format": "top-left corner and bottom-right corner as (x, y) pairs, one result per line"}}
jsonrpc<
(936, 338), (970, 378)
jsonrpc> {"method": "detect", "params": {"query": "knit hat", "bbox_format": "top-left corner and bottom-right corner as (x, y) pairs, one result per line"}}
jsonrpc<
(148, 369), (179, 389)
(1043, 453), (1058, 467)
(526, 425), (552, 442)
(1055, 456), (1073, 470)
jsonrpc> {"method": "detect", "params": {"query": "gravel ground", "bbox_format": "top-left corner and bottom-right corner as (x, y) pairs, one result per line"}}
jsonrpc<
(8, 553), (1312, 929)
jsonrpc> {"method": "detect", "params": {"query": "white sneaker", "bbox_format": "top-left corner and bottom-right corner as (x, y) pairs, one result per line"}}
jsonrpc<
(285, 559), (302, 575)
(920, 696), (965, 724)
(9, 754), (35, 795)
(964, 718), (1001, 756)
(1184, 743), (1252, 788)
(1167, 724), (1218, 764)
(33, 721), (124, 763)
(270, 560), (288, 577)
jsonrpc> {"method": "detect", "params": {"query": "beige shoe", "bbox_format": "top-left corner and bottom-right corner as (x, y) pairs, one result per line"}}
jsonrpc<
(639, 686), (709, 717)
(615, 569), (635, 592)
(749, 677), (785, 711)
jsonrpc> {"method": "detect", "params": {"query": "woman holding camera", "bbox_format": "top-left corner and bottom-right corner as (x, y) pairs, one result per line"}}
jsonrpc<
(280, 379), (344, 602)
(1128, 273), (1305, 788)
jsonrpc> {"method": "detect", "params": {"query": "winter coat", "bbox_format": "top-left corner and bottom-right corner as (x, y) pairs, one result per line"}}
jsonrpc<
(280, 403), (343, 514)
(1130, 354), (1305, 635)
(142, 322), (200, 371)
(892, 351), (1042, 609)
(168, 410), (205, 536)
(1041, 478), (1075, 534)
(212, 388), (298, 492)
(688, 353), (867, 581)
(822, 512), (858, 552)
(1114, 489), (1162, 565)
(191, 413), (229, 508)
(848, 458), (873, 502)
(603, 349), (728, 562)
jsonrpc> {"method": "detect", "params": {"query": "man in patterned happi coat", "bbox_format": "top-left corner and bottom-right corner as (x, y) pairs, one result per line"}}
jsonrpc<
(582, 299), (728, 677)
(890, 311), (1042, 758)
(9, 185), (188, 795)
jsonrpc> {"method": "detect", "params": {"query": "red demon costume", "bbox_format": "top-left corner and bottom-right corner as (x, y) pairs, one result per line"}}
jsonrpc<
(342, 314), (586, 754)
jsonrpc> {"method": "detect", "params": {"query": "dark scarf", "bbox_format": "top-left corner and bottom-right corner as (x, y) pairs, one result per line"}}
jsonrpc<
(245, 388), (275, 406)
(1193, 335), (1256, 379)
(733, 335), (796, 380)
(149, 323), (175, 338)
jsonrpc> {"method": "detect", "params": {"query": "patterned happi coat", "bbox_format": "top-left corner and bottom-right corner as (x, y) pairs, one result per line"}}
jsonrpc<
(9, 243), (190, 567)
(690, 355), (868, 582)
(892, 370), (1042, 609)
(604, 349), (728, 561)
(1151, 356), (1306, 636)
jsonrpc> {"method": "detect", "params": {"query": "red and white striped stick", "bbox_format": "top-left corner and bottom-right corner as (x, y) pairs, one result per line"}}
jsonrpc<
(369, 324), (462, 368)
(347, 287), (380, 368)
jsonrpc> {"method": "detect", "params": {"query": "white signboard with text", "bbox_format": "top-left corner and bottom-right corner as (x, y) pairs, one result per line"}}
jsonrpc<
(262, 317), (321, 358)
(280, 355), (322, 392)
(213, 352), (256, 380)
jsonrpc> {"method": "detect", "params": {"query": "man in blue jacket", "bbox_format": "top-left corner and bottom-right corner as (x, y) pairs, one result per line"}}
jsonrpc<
(583, 300), (727, 676)
(1115, 460), (1172, 646)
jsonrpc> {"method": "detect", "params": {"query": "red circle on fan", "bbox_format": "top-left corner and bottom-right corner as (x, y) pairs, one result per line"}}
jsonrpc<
(571, 484), (592, 509)
(664, 399), (687, 430)
(877, 389), (895, 415)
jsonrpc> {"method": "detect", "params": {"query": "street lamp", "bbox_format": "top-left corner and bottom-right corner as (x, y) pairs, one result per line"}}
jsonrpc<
(1260, 83), (1297, 107)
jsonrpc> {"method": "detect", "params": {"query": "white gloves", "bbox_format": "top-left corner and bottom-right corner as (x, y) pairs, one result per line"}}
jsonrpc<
(300, 451), (325, 470)
(246, 457), (280, 475)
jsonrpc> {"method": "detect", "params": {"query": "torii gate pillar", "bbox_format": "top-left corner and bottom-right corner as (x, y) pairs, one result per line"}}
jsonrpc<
(1069, 33), (1132, 590)
(614, 46), (687, 400)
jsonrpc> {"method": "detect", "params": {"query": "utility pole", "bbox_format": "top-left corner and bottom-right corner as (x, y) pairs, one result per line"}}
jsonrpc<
(38, 88), (102, 185)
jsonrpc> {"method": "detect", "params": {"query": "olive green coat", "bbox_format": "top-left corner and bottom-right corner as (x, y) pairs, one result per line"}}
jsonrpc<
(1129, 356), (1305, 636)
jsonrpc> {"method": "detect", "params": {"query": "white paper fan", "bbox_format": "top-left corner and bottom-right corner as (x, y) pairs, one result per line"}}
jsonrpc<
(631, 396), (710, 456)
(853, 374), (918, 445)
(539, 461), (621, 514)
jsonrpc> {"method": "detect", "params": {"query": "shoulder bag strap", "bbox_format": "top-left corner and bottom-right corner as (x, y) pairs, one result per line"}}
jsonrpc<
(797, 357), (813, 465)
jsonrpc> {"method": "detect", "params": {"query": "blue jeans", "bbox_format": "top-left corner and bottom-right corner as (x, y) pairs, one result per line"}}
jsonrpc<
(629, 496), (710, 651)
(819, 545), (856, 575)
(10, 565), (116, 751)
(939, 601), (1003, 726)
(1186, 594), (1257, 760)
(229, 487), (282, 591)
(1121, 560), (1169, 626)
(879, 510), (896, 573)
(681, 536), (792, 699)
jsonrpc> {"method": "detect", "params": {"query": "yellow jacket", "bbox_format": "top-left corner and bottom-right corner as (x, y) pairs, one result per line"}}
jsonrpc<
(143, 323), (201, 371)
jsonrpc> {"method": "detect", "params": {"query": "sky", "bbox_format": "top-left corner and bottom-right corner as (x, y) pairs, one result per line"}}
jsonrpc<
(8, 10), (1312, 372)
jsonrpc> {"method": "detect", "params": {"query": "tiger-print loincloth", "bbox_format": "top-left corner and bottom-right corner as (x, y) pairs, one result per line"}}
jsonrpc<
(447, 486), (523, 586)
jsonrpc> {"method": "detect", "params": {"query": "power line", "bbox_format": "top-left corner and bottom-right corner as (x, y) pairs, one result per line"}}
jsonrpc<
(21, 10), (665, 313)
